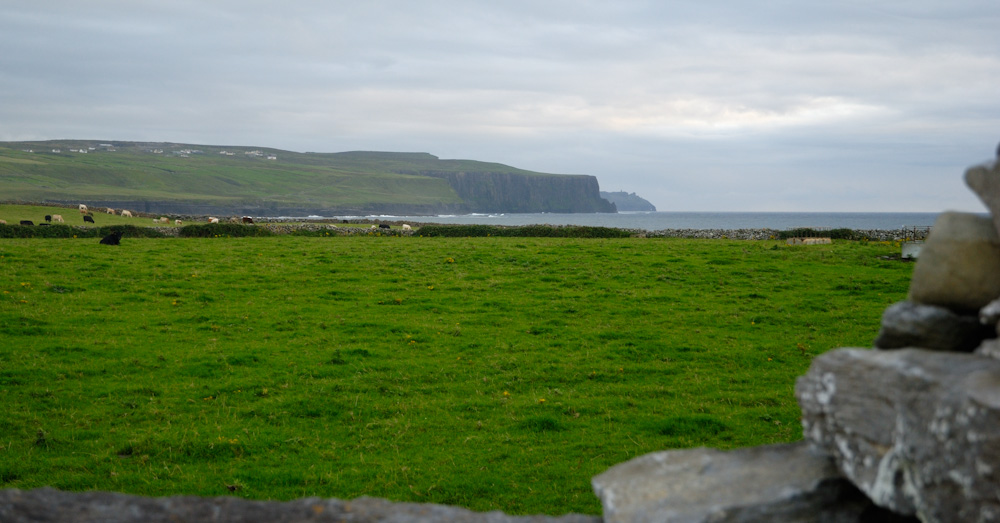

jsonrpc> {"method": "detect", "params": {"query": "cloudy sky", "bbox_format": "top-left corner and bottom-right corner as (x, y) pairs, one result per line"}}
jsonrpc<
(2, 1), (998, 212)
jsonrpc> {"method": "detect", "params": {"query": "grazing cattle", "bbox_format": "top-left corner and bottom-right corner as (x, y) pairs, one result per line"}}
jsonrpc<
(208, 217), (219, 224)
(78, 204), (88, 213)
(174, 219), (182, 225)
(20, 220), (33, 226)
(0, 219), (6, 225)
(120, 210), (133, 218)
(159, 217), (169, 224)
(52, 214), (63, 223)
(83, 215), (95, 224)
(402, 224), (412, 231)
(242, 216), (254, 224)
(106, 208), (115, 215)
(378, 224), (390, 229)
(44, 215), (51, 222)
(371, 225), (377, 229)
(99, 230), (123, 245)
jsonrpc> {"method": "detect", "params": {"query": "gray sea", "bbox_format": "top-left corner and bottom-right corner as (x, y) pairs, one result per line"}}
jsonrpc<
(303, 211), (945, 230)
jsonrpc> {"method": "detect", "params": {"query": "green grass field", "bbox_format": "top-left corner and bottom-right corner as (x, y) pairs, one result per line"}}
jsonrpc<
(0, 235), (911, 514)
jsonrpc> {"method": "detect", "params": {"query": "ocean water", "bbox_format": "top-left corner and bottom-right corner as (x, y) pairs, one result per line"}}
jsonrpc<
(311, 211), (944, 231)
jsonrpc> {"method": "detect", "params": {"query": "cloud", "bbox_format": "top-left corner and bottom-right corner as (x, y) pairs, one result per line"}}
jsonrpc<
(1, 1), (998, 211)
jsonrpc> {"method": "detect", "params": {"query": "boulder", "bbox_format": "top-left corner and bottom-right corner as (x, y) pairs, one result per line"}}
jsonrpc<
(907, 211), (1000, 313)
(964, 161), (1000, 236)
(590, 442), (901, 522)
(873, 301), (993, 352)
(796, 348), (1000, 522)
(0, 487), (600, 523)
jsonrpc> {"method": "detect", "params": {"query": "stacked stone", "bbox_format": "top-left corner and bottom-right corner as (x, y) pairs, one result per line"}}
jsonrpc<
(592, 159), (1000, 522)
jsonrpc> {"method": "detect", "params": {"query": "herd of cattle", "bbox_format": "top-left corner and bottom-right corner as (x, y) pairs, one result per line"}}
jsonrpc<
(3, 206), (413, 234)
(3, 204), (260, 227)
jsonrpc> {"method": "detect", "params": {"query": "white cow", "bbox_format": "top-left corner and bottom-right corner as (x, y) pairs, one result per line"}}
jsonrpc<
(121, 210), (133, 218)
(208, 217), (219, 224)
(51, 214), (64, 223)
(106, 208), (115, 215)
(78, 204), (88, 213)
(402, 224), (412, 231)
(175, 219), (182, 225)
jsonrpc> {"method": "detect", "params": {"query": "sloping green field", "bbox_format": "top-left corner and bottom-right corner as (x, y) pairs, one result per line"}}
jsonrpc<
(0, 234), (910, 514)
(0, 142), (577, 212)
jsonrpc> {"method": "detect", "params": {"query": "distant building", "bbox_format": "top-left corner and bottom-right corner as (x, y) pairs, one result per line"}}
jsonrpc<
(267, 155), (277, 160)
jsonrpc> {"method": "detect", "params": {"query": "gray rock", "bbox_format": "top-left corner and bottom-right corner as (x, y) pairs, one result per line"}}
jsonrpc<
(873, 300), (993, 352)
(0, 488), (600, 523)
(964, 161), (1000, 236)
(979, 297), (1000, 328)
(796, 348), (1000, 522)
(590, 442), (896, 523)
(907, 211), (1000, 313)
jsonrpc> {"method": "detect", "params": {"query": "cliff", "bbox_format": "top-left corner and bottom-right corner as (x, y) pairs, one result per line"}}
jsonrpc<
(412, 170), (617, 214)
(0, 142), (617, 215)
(600, 191), (656, 212)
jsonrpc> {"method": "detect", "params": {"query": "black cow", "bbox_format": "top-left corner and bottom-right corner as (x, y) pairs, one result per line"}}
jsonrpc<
(19, 220), (33, 226)
(378, 224), (391, 229)
(100, 230), (123, 245)
(44, 215), (51, 222)
(83, 215), (95, 223)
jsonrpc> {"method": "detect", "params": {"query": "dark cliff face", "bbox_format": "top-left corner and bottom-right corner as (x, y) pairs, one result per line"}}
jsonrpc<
(600, 191), (657, 212)
(414, 171), (617, 213)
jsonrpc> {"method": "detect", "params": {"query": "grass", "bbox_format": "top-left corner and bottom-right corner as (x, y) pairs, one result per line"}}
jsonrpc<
(0, 235), (911, 514)
(0, 142), (566, 209)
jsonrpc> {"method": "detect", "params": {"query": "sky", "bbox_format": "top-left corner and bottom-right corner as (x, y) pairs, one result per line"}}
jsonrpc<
(2, 1), (999, 212)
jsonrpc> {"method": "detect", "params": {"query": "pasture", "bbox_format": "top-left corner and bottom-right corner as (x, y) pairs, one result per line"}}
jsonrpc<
(0, 235), (911, 515)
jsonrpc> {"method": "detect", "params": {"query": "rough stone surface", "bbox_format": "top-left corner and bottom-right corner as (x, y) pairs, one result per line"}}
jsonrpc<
(873, 300), (994, 352)
(796, 348), (1000, 522)
(0, 488), (600, 523)
(907, 211), (1000, 313)
(590, 442), (900, 523)
(964, 160), (1000, 236)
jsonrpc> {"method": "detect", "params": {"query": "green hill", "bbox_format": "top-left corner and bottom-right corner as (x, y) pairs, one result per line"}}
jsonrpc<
(0, 141), (615, 215)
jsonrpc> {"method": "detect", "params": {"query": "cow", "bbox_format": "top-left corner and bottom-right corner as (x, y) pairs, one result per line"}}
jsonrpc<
(208, 217), (219, 224)
(78, 204), (88, 213)
(52, 214), (63, 223)
(99, 230), (123, 245)
(44, 215), (51, 223)
(106, 208), (115, 215)
(174, 219), (182, 225)
(121, 210), (133, 218)
(378, 224), (390, 229)
(83, 215), (95, 224)
(402, 224), (412, 231)
(242, 216), (254, 224)
(20, 220), (33, 226)
(159, 217), (169, 224)
(0, 219), (6, 225)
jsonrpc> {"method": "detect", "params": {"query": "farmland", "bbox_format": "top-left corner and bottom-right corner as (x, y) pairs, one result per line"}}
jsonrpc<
(0, 234), (911, 515)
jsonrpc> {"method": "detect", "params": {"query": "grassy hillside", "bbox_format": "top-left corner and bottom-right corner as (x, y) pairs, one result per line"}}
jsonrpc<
(0, 141), (574, 213)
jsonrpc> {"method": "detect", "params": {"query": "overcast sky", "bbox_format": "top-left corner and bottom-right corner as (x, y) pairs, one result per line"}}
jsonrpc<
(2, 1), (998, 212)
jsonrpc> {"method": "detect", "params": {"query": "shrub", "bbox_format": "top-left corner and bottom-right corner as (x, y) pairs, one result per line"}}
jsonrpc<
(418, 224), (633, 238)
(179, 223), (274, 238)
(777, 227), (856, 240)
(0, 224), (164, 239)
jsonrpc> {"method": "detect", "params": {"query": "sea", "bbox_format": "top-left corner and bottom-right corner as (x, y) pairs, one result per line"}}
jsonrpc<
(294, 211), (946, 231)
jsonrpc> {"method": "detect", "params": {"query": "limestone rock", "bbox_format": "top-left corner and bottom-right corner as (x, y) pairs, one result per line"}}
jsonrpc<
(873, 300), (993, 352)
(590, 442), (899, 523)
(964, 161), (1000, 236)
(907, 211), (1000, 313)
(796, 348), (1000, 522)
(0, 488), (600, 523)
